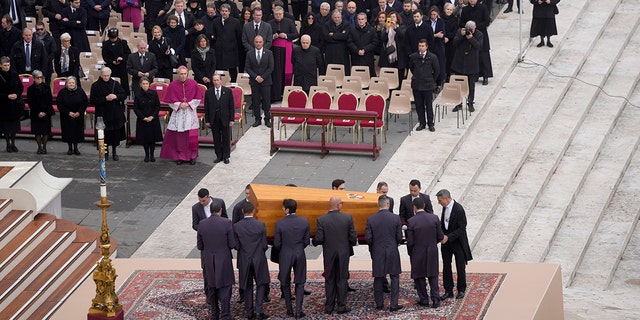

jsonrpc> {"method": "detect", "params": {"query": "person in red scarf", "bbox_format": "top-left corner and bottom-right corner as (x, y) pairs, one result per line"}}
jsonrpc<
(160, 66), (202, 165)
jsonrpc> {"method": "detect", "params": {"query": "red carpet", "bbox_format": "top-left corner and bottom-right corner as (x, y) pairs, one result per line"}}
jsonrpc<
(117, 270), (504, 319)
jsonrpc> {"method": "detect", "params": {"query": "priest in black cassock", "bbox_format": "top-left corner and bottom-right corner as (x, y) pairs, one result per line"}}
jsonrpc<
(291, 35), (325, 93)
(268, 6), (298, 102)
(90, 67), (128, 161)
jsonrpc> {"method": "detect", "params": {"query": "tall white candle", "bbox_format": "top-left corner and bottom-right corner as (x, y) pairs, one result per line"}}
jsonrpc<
(98, 129), (104, 140)
(100, 185), (107, 198)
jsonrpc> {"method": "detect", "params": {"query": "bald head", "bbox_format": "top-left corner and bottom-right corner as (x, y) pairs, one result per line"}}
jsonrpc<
(329, 196), (343, 211)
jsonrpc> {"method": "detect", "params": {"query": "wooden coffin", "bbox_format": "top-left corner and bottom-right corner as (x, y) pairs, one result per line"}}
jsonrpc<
(248, 184), (380, 242)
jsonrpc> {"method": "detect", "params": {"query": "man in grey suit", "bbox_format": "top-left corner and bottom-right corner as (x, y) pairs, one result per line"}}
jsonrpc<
(234, 201), (271, 320)
(197, 200), (236, 320)
(407, 197), (445, 308)
(245, 35), (274, 128)
(192, 188), (228, 302)
(365, 195), (403, 312)
(205, 74), (235, 164)
(274, 199), (310, 318)
(437, 189), (473, 300)
(312, 196), (358, 315)
(241, 8), (273, 53)
(127, 40), (158, 94)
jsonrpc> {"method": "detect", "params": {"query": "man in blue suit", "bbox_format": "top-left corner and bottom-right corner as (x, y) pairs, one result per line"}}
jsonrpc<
(245, 34), (275, 128)
(365, 195), (403, 312)
(274, 199), (310, 318)
(197, 200), (236, 319)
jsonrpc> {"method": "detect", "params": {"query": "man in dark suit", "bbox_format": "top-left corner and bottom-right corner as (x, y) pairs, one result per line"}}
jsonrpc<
(407, 197), (444, 308)
(168, 0), (196, 30)
(1, 0), (26, 29)
(204, 74), (235, 164)
(42, 0), (72, 47)
(274, 199), (310, 318)
(241, 8), (273, 53)
(376, 181), (394, 213)
(365, 195), (403, 312)
(232, 184), (252, 224)
(127, 40), (158, 94)
(312, 196), (358, 315)
(192, 188), (228, 301)
(405, 9), (434, 54)
(399, 179), (434, 223)
(60, 0), (91, 53)
(10, 28), (48, 76)
(197, 200), (236, 320)
(347, 12), (378, 77)
(409, 38), (440, 132)
(245, 34), (274, 128)
(234, 201), (271, 320)
(0, 15), (20, 57)
(213, 3), (242, 82)
(291, 35), (325, 93)
(437, 189), (473, 300)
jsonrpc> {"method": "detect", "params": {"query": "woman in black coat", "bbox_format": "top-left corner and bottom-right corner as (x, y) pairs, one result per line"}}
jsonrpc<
(530, 0), (559, 47)
(53, 33), (81, 79)
(133, 77), (163, 162)
(0, 56), (23, 153)
(163, 15), (187, 67)
(102, 29), (132, 96)
(191, 34), (216, 87)
(299, 12), (324, 49)
(148, 25), (174, 80)
(428, 6), (447, 87)
(379, 12), (408, 84)
(442, 3), (459, 80)
(57, 76), (88, 155)
(27, 70), (55, 154)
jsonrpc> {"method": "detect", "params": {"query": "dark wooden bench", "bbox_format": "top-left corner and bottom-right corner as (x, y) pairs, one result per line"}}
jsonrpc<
(269, 107), (381, 160)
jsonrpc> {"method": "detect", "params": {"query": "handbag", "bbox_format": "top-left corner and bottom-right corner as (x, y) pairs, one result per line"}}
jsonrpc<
(384, 45), (396, 56)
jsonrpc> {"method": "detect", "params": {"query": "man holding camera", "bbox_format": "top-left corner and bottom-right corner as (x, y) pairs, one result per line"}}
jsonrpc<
(450, 20), (483, 113)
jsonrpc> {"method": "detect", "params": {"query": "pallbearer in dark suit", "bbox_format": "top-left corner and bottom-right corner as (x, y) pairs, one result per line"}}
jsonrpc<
(274, 199), (310, 318)
(192, 188), (229, 302)
(245, 35), (274, 128)
(365, 195), (403, 312)
(399, 179), (434, 223)
(197, 200), (236, 320)
(312, 196), (358, 315)
(204, 74), (235, 164)
(127, 40), (158, 94)
(234, 202), (271, 320)
(376, 181), (395, 213)
(437, 189), (473, 300)
(407, 197), (444, 308)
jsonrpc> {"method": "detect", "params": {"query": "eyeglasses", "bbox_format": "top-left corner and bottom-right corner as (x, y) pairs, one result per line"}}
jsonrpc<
(36, 28), (44, 31)
(34, 76), (44, 79)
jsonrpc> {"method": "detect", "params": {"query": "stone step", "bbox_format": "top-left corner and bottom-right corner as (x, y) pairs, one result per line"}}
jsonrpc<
(470, 4), (638, 261)
(0, 214), (57, 279)
(0, 209), (34, 250)
(571, 138), (640, 290)
(1, 241), (95, 319)
(438, 0), (621, 247)
(0, 199), (12, 220)
(0, 220), (76, 311)
(609, 203), (640, 292)
(506, 15), (640, 267)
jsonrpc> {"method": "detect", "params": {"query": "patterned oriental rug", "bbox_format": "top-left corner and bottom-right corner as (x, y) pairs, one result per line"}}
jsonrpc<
(117, 270), (504, 319)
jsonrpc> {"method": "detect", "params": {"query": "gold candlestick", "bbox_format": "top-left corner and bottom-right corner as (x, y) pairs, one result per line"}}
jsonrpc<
(88, 117), (123, 319)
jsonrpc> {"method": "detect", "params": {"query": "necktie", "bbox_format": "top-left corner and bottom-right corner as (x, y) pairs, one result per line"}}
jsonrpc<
(62, 48), (68, 73)
(222, 19), (225, 26)
(25, 43), (31, 70)
(179, 14), (184, 26)
(255, 24), (259, 34)
(216, 88), (220, 99)
(10, 0), (17, 22)
(72, 8), (75, 14)
(257, 50), (261, 63)
(140, 54), (144, 66)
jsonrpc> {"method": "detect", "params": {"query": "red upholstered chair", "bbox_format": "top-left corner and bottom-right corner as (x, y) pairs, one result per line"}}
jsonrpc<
(197, 84), (208, 135)
(19, 74), (34, 112)
(150, 82), (170, 132)
(305, 91), (332, 140)
(280, 89), (308, 140)
(331, 92), (359, 143)
(359, 93), (386, 143)
(229, 85), (245, 139)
